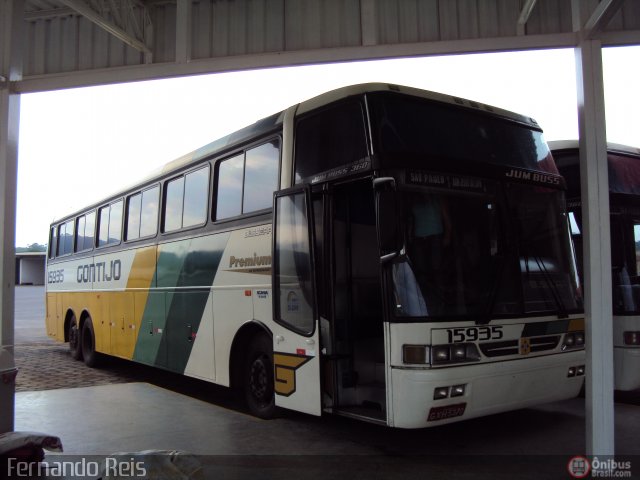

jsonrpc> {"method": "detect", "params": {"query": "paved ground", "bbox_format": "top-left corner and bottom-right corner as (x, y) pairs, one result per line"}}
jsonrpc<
(13, 286), (139, 392)
(14, 285), (48, 344)
(12, 286), (245, 405)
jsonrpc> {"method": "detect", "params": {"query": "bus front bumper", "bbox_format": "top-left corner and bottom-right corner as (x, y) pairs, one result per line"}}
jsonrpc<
(614, 346), (640, 391)
(389, 350), (585, 429)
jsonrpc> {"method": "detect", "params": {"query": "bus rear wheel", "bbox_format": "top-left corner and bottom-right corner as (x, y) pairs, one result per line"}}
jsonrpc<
(68, 315), (82, 360)
(244, 334), (276, 419)
(81, 318), (102, 368)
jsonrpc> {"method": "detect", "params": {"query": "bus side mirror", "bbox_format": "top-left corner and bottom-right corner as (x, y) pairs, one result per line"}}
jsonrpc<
(374, 177), (401, 264)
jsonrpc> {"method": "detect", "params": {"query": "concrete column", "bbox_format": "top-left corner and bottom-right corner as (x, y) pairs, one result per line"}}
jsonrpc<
(0, 0), (23, 434)
(575, 39), (615, 456)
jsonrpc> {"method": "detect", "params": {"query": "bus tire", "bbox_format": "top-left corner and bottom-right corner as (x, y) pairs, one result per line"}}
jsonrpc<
(81, 318), (102, 368)
(244, 334), (276, 419)
(68, 315), (82, 361)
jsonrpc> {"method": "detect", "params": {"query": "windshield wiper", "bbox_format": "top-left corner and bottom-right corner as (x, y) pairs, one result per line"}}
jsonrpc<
(524, 253), (569, 319)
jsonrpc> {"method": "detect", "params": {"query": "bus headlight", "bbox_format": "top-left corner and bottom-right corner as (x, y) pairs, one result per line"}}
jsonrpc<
(451, 344), (467, 360)
(403, 345), (430, 364)
(562, 331), (585, 350)
(624, 331), (640, 346)
(432, 345), (450, 363)
(434, 387), (449, 400)
(451, 384), (466, 397)
(402, 343), (480, 366)
(431, 343), (480, 365)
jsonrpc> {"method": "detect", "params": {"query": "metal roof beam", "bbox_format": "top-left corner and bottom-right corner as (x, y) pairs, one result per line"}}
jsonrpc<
(517, 0), (538, 36)
(59, 0), (152, 56)
(584, 0), (626, 40)
(24, 7), (77, 20)
(14, 31), (580, 94)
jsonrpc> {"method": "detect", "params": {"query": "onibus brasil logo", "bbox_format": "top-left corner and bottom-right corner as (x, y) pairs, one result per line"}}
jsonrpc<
(568, 456), (591, 479)
(568, 456), (633, 478)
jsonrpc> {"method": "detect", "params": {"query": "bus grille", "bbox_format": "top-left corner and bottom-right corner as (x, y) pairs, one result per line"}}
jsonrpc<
(530, 335), (561, 352)
(479, 335), (561, 357)
(479, 340), (518, 357)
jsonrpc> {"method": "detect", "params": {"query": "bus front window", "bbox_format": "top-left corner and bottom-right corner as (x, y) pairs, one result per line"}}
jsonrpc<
(506, 184), (582, 315)
(612, 220), (640, 314)
(393, 182), (582, 320)
(397, 187), (501, 318)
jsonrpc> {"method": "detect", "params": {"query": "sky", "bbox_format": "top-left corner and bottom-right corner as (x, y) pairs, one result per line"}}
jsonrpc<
(15, 46), (640, 247)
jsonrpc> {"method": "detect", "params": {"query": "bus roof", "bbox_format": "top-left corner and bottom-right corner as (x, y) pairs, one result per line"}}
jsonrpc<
(550, 140), (640, 196)
(296, 83), (540, 128)
(51, 83), (543, 224)
(549, 140), (640, 159)
(142, 83), (543, 188)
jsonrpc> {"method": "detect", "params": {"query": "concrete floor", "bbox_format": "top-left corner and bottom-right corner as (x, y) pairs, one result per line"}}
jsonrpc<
(13, 382), (640, 479)
(14, 285), (48, 344)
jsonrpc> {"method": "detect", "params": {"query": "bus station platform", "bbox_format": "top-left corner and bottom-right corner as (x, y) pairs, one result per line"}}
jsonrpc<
(13, 381), (640, 479)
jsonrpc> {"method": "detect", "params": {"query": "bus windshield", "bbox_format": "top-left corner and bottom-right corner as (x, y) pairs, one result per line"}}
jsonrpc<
(570, 209), (640, 315)
(393, 179), (583, 320)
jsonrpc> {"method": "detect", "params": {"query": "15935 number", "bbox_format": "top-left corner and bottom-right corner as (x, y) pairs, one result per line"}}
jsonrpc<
(447, 326), (504, 343)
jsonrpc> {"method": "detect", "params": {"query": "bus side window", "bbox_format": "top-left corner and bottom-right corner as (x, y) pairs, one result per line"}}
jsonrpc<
(163, 167), (208, 232)
(243, 141), (279, 213)
(140, 186), (159, 238)
(57, 220), (74, 256)
(75, 211), (96, 252)
(215, 140), (279, 221)
(127, 193), (143, 241)
(216, 154), (243, 220)
(127, 185), (160, 241)
(84, 211), (96, 250)
(183, 167), (209, 228)
(98, 206), (110, 247)
(48, 227), (57, 259)
(634, 223), (640, 276)
(97, 201), (123, 247)
(108, 201), (123, 244)
(75, 216), (86, 251)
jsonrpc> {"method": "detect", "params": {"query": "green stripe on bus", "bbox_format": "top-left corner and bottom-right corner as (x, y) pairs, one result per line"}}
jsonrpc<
(132, 233), (230, 371)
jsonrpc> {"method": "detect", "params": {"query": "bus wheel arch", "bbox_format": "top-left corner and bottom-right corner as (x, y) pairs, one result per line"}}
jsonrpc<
(229, 321), (272, 389)
(229, 322), (276, 418)
(65, 309), (82, 360)
(63, 309), (74, 342)
(80, 314), (102, 368)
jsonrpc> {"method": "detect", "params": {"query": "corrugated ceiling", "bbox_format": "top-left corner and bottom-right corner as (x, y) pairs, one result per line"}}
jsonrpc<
(17, 0), (640, 92)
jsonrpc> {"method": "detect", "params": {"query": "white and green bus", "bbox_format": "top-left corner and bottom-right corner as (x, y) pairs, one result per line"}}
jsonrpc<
(46, 84), (585, 428)
(552, 140), (640, 391)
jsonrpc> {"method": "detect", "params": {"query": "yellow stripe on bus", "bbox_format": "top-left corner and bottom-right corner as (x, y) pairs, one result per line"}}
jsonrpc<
(568, 318), (585, 332)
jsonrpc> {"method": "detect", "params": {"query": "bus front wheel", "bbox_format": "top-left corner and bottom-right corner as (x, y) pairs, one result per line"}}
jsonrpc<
(81, 318), (102, 368)
(244, 334), (276, 419)
(68, 315), (82, 360)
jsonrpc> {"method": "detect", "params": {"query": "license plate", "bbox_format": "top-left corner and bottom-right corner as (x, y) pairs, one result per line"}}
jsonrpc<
(427, 403), (467, 422)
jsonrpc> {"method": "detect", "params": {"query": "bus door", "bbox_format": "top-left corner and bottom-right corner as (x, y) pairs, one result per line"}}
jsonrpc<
(271, 187), (322, 416)
(325, 179), (387, 422)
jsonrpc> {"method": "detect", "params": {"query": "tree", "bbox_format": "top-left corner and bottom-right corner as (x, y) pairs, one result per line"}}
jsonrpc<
(16, 243), (47, 253)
